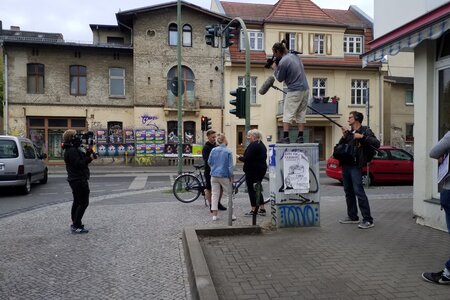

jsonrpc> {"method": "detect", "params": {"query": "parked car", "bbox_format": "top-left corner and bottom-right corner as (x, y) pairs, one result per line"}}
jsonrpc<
(326, 146), (413, 185)
(0, 135), (48, 194)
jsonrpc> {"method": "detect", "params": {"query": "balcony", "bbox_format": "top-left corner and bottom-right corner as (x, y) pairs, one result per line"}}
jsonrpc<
(277, 97), (339, 116)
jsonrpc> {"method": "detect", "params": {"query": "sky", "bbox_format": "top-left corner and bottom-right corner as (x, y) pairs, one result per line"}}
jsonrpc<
(0, 0), (373, 43)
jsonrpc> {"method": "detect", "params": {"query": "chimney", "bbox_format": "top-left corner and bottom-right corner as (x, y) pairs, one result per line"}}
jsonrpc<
(10, 26), (20, 31)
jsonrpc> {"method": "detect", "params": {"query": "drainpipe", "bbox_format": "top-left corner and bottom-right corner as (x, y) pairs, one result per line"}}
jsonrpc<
(117, 21), (133, 45)
(3, 51), (8, 135)
(378, 68), (383, 144)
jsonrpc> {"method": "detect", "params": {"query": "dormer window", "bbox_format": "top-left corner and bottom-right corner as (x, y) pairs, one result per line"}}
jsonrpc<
(344, 35), (363, 54)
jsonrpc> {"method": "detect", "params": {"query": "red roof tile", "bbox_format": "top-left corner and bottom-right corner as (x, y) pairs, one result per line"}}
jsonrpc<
(265, 0), (343, 26)
(220, 2), (273, 23)
(322, 9), (369, 29)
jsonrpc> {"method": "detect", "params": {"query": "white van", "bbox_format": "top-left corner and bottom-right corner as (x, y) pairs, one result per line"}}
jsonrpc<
(0, 135), (48, 194)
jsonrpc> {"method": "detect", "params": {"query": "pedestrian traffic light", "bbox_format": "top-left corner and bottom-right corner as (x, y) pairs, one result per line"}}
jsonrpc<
(201, 116), (212, 131)
(229, 87), (246, 119)
(205, 25), (218, 48)
(222, 26), (235, 48)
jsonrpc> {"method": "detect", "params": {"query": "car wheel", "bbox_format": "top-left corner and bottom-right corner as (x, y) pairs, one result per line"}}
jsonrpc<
(21, 176), (31, 194)
(40, 168), (48, 184)
(362, 173), (372, 186)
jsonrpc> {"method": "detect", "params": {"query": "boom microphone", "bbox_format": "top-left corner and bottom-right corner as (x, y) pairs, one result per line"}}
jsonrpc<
(259, 75), (276, 95)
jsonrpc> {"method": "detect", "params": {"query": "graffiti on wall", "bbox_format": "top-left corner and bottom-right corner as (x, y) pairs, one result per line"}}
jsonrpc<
(140, 114), (160, 129)
(277, 203), (320, 227)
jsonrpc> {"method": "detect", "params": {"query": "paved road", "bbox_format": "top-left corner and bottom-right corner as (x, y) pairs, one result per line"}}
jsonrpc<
(0, 165), (416, 300)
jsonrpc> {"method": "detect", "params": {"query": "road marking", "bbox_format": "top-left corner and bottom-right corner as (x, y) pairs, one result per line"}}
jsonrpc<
(170, 175), (175, 186)
(128, 176), (148, 190)
(38, 192), (58, 195)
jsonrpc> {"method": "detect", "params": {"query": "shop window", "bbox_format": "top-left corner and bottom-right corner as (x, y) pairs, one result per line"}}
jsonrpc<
(29, 118), (45, 127)
(71, 119), (86, 128)
(48, 118), (68, 127)
(438, 67), (450, 138)
(27, 63), (44, 94)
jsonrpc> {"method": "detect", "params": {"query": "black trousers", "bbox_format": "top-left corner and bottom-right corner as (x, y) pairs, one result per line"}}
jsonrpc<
(69, 180), (90, 228)
(246, 174), (264, 207)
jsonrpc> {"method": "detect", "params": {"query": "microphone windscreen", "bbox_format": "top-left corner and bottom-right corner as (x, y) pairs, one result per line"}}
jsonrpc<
(259, 75), (275, 95)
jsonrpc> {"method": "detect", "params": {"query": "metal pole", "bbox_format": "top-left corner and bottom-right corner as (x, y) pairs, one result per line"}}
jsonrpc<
(228, 182), (233, 226)
(177, 0), (183, 174)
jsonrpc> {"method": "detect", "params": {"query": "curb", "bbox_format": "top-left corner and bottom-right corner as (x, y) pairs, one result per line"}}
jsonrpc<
(182, 226), (262, 300)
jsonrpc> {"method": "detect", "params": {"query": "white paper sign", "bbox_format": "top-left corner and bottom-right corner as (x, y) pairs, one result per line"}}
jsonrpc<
(438, 154), (450, 184)
(283, 151), (309, 194)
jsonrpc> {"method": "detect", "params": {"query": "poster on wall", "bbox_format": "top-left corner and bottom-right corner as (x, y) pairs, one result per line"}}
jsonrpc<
(146, 130), (155, 143)
(182, 144), (192, 154)
(155, 144), (165, 155)
(135, 130), (146, 143)
(146, 144), (155, 156)
(154, 130), (165, 144)
(283, 151), (310, 194)
(135, 144), (146, 156)
(165, 144), (177, 154)
(96, 130), (108, 144)
(126, 144), (135, 156)
(124, 129), (135, 143)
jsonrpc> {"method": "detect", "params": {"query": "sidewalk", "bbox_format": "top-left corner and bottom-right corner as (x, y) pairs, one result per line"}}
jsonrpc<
(200, 197), (450, 299)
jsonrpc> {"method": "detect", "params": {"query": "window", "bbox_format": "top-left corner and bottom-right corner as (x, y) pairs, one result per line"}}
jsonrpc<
(240, 30), (264, 51)
(238, 76), (257, 104)
(438, 66), (450, 138)
(183, 24), (192, 47)
(405, 123), (414, 142)
(344, 35), (363, 54)
(70, 65), (87, 96)
(287, 32), (296, 51)
(351, 79), (369, 105)
(167, 66), (196, 107)
(405, 89), (414, 105)
(184, 121), (195, 143)
(21, 142), (36, 159)
(167, 121), (179, 143)
(27, 63), (44, 94)
(109, 68), (125, 97)
(314, 34), (325, 54)
(312, 78), (327, 97)
(389, 149), (412, 161)
(373, 149), (388, 160)
(107, 36), (124, 44)
(168, 23), (177, 46)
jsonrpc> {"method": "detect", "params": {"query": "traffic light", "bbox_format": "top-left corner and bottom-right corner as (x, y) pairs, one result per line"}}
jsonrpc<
(229, 87), (246, 119)
(205, 25), (218, 48)
(222, 26), (235, 48)
(201, 116), (212, 131)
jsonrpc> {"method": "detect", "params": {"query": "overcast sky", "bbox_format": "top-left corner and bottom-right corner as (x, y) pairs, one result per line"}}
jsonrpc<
(0, 0), (373, 43)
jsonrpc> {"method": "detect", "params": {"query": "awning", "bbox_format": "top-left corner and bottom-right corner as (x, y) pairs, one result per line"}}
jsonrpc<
(362, 3), (450, 67)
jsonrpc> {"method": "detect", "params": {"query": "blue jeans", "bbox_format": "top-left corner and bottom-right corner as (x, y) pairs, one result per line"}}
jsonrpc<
(441, 189), (450, 270)
(342, 165), (373, 223)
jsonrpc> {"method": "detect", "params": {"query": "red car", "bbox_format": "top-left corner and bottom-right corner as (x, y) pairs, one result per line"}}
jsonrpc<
(326, 146), (414, 185)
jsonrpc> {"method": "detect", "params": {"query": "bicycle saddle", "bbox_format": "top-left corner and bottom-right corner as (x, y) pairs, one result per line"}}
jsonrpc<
(193, 164), (204, 170)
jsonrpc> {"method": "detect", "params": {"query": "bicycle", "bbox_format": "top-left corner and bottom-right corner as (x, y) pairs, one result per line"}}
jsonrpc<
(172, 164), (271, 205)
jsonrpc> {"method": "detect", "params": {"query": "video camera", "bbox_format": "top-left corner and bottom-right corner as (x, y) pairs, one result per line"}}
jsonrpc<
(264, 50), (302, 69)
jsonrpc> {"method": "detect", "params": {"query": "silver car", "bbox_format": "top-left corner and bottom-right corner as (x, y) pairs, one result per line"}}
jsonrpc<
(0, 135), (48, 194)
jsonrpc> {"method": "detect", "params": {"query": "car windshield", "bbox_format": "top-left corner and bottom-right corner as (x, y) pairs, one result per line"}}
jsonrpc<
(0, 140), (19, 159)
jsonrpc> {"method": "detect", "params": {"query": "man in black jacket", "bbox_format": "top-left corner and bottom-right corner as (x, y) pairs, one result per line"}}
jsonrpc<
(202, 130), (226, 211)
(337, 111), (380, 229)
(62, 129), (96, 234)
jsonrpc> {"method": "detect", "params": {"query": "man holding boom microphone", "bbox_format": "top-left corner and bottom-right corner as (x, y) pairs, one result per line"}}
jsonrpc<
(270, 40), (309, 144)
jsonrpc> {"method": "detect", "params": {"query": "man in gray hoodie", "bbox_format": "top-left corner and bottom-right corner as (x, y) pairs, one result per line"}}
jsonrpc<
(422, 130), (450, 285)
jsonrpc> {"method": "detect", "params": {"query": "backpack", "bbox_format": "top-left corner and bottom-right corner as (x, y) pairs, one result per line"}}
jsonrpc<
(362, 127), (380, 163)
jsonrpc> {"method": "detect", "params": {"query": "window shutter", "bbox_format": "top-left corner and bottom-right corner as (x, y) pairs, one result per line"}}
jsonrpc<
(297, 33), (303, 53)
(309, 33), (314, 54)
(279, 32), (285, 42)
(326, 34), (332, 55)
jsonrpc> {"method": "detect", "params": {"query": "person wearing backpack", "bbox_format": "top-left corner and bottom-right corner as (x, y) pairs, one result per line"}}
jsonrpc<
(336, 111), (380, 229)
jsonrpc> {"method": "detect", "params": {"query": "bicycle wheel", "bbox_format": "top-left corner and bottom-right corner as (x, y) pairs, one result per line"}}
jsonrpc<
(173, 174), (202, 203)
(261, 176), (271, 204)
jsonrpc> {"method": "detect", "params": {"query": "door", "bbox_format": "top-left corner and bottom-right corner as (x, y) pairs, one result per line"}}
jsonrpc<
(236, 125), (257, 157)
(310, 126), (326, 161)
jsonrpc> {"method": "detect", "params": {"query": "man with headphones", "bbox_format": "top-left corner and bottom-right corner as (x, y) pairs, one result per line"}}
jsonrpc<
(336, 111), (380, 229)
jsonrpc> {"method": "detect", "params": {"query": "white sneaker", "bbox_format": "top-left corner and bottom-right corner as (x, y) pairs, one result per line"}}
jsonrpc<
(212, 216), (218, 221)
(232, 215), (237, 221)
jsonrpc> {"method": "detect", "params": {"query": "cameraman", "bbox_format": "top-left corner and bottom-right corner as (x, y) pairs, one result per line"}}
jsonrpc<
(62, 129), (96, 234)
(271, 40), (309, 144)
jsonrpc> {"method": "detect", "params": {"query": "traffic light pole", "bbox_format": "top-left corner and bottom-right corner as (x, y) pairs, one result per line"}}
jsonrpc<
(176, 0), (183, 174)
(223, 18), (251, 142)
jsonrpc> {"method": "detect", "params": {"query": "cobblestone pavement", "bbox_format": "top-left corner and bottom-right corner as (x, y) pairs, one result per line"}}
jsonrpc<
(201, 196), (450, 300)
(0, 186), (272, 300)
